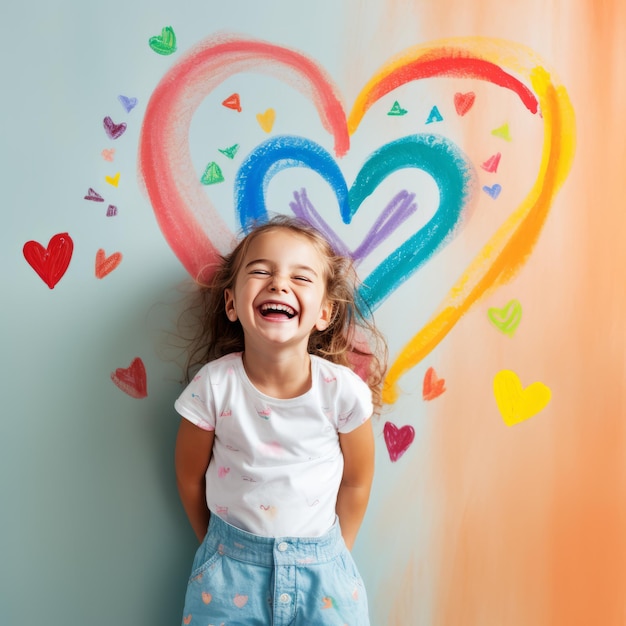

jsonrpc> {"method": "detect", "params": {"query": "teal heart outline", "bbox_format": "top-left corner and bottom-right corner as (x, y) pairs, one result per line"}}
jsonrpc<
(235, 133), (475, 311)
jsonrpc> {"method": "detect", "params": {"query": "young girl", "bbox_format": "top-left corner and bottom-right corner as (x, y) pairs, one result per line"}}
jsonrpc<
(174, 215), (386, 625)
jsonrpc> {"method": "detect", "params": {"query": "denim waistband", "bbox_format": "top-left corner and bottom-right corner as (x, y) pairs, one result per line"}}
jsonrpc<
(205, 513), (345, 568)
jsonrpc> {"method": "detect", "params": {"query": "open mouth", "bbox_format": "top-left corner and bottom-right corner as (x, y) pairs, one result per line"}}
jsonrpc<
(259, 303), (297, 319)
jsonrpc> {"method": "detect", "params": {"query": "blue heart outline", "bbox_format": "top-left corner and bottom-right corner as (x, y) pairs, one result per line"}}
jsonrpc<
(235, 134), (475, 311)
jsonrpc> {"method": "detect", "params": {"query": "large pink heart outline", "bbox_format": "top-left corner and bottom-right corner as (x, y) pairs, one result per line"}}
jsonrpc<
(138, 35), (575, 399)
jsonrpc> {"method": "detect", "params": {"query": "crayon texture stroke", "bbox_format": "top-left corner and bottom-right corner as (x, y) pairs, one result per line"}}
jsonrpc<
(138, 35), (574, 402)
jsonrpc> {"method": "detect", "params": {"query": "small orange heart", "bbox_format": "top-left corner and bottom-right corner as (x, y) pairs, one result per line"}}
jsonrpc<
(201, 591), (212, 604)
(183, 615), (192, 625)
(95, 249), (122, 279)
(422, 366), (446, 401)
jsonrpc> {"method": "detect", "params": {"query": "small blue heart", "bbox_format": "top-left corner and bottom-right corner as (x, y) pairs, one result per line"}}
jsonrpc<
(118, 95), (138, 113)
(483, 183), (502, 199)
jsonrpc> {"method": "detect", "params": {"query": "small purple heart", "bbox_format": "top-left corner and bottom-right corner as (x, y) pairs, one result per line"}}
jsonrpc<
(118, 95), (138, 113)
(483, 183), (502, 199)
(84, 187), (104, 202)
(103, 116), (127, 140)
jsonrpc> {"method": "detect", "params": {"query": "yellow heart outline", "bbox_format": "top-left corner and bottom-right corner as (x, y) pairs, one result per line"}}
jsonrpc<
(371, 38), (576, 403)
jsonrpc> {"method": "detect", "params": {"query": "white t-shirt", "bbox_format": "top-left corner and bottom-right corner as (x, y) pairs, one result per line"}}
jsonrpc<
(174, 352), (373, 537)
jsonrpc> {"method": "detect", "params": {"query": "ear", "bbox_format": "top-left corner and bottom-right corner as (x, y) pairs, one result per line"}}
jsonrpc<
(315, 300), (333, 331)
(224, 288), (238, 322)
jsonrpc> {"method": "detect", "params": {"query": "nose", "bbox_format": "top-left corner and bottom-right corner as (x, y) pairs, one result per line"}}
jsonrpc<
(269, 273), (289, 293)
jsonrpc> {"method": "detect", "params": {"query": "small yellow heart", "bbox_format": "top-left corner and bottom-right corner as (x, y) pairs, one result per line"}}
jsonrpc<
(256, 108), (275, 133)
(493, 369), (551, 426)
(105, 172), (120, 187)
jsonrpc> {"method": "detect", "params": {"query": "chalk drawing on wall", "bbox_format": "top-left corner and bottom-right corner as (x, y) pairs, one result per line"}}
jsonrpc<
(383, 421), (416, 462)
(488, 298), (522, 336)
(137, 34), (574, 436)
(149, 26), (177, 56)
(111, 357), (148, 399)
(23, 232), (74, 289)
(21, 32), (573, 425)
(95, 249), (123, 279)
(493, 369), (552, 426)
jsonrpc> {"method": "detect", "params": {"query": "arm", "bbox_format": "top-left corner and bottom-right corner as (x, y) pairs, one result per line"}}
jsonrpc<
(174, 418), (215, 543)
(336, 419), (375, 550)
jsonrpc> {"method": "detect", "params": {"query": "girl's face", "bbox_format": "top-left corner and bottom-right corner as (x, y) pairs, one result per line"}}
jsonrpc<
(223, 228), (333, 354)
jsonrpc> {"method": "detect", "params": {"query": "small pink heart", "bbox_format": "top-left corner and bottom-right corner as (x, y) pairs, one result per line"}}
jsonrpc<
(218, 466), (230, 478)
(233, 594), (248, 608)
(101, 148), (115, 162)
(481, 152), (501, 173)
(383, 421), (415, 462)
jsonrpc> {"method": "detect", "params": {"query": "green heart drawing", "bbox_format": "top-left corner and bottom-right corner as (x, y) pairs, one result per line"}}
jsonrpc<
(149, 26), (177, 56)
(488, 298), (522, 336)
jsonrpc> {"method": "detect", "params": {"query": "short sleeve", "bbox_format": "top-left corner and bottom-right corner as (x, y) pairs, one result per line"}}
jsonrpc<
(336, 367), (374, 434)
(174, 365), (216, 431)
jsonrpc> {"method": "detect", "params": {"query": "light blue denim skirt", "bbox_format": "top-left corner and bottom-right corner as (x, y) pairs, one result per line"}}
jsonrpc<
(181, 513), (370, 625)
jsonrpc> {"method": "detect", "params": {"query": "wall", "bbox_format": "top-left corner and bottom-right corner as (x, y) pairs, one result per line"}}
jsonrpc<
(3, 1), (625, 624)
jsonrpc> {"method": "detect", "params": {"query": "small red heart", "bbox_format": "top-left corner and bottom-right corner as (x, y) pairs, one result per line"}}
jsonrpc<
(23, 233), (74, 289)
(222, 92), (242, 112)
(454, 91), (475, 116)
(383, 421), (415, 462)
(111, 357), (148, 399)
(422, 366), (446, 401)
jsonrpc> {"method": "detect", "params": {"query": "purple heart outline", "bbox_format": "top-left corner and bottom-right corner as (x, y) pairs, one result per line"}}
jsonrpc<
(236, 134), (473, 312)
(103, 116), (127, 140)
(289, 188), (418, 263)
(118, 95), (138, 113)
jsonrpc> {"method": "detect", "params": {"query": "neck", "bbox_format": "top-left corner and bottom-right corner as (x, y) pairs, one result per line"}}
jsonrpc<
(242, 348), (312, 399)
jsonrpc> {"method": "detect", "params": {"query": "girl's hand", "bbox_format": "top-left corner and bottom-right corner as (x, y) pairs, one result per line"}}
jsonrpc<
(336, 419), (375, 550)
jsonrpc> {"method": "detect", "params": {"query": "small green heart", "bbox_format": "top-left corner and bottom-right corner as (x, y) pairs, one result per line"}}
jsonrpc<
(200, 162), (224, 185)
(387, 101), (407, 116)
(149, 26), (177, 56)
(488, 298), (522, 335)
(218, 144), (240, 159)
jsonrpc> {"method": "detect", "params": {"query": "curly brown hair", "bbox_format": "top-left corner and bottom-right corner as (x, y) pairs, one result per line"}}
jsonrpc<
(182, 215), (387, 413)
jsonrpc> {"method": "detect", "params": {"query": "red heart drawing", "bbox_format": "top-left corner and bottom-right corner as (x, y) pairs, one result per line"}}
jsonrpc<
(454, 91), (476, 116)
(139, 36), (574, 402)
(422, 366), (446, 401)
(110, 357), (148, 399)
(383, 421), (415, 462)
(95, 249), (122, 279)
(23, 233), (74, 289)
